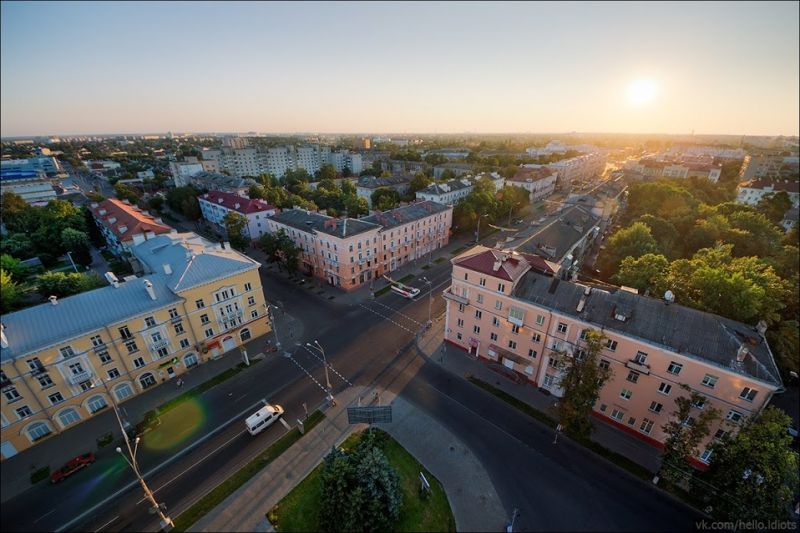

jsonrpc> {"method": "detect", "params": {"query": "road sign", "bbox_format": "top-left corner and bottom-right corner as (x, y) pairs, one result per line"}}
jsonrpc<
(347, 405), (392, 424)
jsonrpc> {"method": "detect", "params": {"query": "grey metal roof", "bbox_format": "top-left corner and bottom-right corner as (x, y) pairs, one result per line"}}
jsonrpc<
(1, 275), (181, 361)
(510, 205), (599, 262)
(356, 175), (412, 189)
(418, 177), (475, 196)
(132, 233), (260, 291)
(270, 209), (379, 238)
(363, 201), (451, 229)
(512, 271), (782, 386)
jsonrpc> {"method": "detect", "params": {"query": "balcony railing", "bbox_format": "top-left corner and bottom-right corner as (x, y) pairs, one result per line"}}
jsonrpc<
(92, 343), (107, 353)
(149, 338), (170, 352)
(442, 286), (469, 305)
(68, 369), (93, 385)
(625, 359), (651, 375)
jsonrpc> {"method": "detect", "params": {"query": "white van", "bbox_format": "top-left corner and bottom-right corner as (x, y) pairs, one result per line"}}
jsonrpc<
(245, 404), (284, 436)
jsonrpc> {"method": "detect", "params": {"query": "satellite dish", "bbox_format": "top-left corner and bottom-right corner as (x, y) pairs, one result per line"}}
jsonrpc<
(664, 290), (675, 302)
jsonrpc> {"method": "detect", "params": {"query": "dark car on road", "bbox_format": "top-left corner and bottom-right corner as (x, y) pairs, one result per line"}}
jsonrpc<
(50, 453), (95, 484)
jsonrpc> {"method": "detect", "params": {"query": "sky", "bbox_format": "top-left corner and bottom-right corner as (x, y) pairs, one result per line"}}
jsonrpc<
(1, 1), (798, 137)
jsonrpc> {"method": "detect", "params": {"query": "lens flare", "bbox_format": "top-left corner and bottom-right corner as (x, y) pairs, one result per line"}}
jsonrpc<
(141, 398), (207, 451)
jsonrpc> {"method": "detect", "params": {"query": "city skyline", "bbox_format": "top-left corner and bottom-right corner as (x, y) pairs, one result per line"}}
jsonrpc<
(1, 1), (798, 137)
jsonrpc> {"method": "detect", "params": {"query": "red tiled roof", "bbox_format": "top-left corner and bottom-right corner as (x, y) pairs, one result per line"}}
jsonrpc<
(90, 198), (173, 241)
(201, 190), (277, 214)
(454, 249), (557, 281)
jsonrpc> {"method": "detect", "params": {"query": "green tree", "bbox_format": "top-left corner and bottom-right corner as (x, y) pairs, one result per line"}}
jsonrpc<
(318, 431), (402, 532)
(223, 211), (249, 250)
(36, 271), (105, 298)
(147, 196), (165, 213)
(114, 183), (140, 204)
(756, 191), (793, 225)
(408, 172), (432, 195)
(438, 169), (457, 181)
(371, 188), (400, 211)
(166, 186), (201, 219)
(556, 329), (611, 439)
(258, 229), (299, 272)
(315, 163), (337, 181)
(612, 253), (669, 294)
(0, 269), (24, 313)
(0, 254), (30, 281)
(658, 386), (720, 486)
(0, 233), (34, 259)
(693, 406), (798, 523)
(599, 222), (660, 276)
(60, 228), (92, 267)
(1, 191), (29, 228)
(767, 321), (800, 379)
(636, 215), (681, 259)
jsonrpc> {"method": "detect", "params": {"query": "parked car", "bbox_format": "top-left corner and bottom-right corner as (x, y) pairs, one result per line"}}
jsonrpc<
(50, 453), (95, 483)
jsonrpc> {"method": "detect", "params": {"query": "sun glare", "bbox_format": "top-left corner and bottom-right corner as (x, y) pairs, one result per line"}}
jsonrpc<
(627, 79), (657, 105)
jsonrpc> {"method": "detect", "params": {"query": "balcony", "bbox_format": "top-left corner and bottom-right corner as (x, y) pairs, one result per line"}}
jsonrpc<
(170, 316), (183, 325)
(92, 343), (107, 353)
(68, 369), (93, 385)
(625, 359), (651, 375)
(442, 286), (469, 305)
(149, 338), (170, 352)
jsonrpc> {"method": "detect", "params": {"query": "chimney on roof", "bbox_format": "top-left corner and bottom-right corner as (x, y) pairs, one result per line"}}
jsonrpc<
(223, 241), (230, 250)
(0, 323), (7, 349)
(105, 272), (120, 288)
(143, 279), (156, 300)
(343, 218), (347, 236)
(755, 320), (767, 337)
(49, 295), (58, 306)
(736, 344), (749, 363)
(163, 263), (172, 275)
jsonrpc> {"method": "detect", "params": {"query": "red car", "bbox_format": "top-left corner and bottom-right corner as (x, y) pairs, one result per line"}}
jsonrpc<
(50, 453), (95, 484)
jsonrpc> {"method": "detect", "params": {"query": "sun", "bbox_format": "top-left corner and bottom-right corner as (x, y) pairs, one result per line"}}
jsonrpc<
(627, 79), (657, 105)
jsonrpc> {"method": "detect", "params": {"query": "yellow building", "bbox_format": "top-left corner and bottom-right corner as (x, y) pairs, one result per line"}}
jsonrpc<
(0, 232), (270, 459)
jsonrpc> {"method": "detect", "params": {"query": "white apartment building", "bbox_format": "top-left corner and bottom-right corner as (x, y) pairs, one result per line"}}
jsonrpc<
(199, 145), (356, 179)
(1, 157), (62, 175)
(532, 152), (606, 187)
(329, 150), (363, 174)
(506, 167), (558, 202)
(170, 161), (206, 187)
(198, 190), (278, 240)
(416, 173), (505, 205)
(736, 179), (799, 207)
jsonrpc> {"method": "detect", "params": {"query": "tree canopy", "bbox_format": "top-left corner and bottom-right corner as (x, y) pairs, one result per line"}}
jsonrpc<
(223, 212), (249, 250)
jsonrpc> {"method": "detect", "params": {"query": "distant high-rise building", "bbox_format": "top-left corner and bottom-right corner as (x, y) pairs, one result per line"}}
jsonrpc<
(353, 138), (371, 150)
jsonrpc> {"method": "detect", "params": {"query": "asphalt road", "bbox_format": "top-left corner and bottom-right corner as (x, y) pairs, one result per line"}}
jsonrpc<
(1, 240), (701, 532)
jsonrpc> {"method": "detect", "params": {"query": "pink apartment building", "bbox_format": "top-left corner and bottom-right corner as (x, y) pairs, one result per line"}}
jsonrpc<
(444, 246), (783, 467)
(267, 201), (453, 290)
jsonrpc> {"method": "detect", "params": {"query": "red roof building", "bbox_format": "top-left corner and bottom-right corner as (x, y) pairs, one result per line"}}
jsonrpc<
(89, 198), (174, 254)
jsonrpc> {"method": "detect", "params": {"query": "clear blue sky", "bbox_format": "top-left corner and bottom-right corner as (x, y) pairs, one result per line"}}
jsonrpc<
(1, 1), (798, 136)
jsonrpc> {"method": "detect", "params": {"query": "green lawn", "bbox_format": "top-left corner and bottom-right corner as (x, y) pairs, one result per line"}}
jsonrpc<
(268, 429), (455, 532)
(398, 274), (415, 284)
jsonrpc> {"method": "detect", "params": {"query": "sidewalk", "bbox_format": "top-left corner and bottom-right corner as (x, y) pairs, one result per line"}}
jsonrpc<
(417, 314), (663, 473)
(190, 383), (507, 532)
(0, 310), (297, 503)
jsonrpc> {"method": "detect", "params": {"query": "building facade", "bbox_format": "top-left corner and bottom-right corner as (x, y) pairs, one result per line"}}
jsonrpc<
(1, 157), (63, 175)
(443, 247), (782, 465)
(0, 233), (270, 459)
(739, 154), (799, 181)
(356, 175), (413, 207)
(199, 145), (360, 179)
(89, 198), (175, 256)
(0, 170), (57, 205)
(415, 173), (505, 205)
(170, 161), (206, 187)
(736, 178), (800, 207)
(506, 167), (558, 202)
(198, 190), (278, 240)
(268, 201), (453, 290)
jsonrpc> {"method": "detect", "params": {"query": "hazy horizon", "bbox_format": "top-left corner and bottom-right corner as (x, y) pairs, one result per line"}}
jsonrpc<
(2, 1), (798, 137)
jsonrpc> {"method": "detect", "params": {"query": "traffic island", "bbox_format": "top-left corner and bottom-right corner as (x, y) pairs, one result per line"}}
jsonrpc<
(267, 428), (455, 532)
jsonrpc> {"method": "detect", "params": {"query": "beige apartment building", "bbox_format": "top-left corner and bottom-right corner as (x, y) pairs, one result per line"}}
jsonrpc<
(268, 201), (453, 290)
(443, 246), (782, 467)
(0, 232), (270, 459)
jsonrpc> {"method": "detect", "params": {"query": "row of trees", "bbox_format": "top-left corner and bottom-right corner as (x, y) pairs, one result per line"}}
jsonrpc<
(451, 177), (530, 236)
(554, 329), (798, 524)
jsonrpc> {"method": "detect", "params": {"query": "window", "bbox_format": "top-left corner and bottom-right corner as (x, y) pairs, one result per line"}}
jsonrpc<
(37, 374), (54, 389)
(531, 333), (541, 343)
(125, 340), (139, 354)
(739, 387), (758, 402)
(16, 405), (33, 419)
(59, 346), (75, 359)
(241, 328), (251, 342)
(492, 317), (500, 327)
(90, 335), (103, 346)
(498, 283), (506, 292)
(599, 404), (607, 412)
(702, 374), (718, 388)
(3, 387), (21, 402)
(667, 362), (683, 375)
(494, 300), (502, 310)
(244, 282), (252, 291)
(139, 373), (157, 389)
(196, 299), (205, 309)
(174, 322), (185, 335)
(201, 314), (210, 325)
(692, 397), (706, 410)
(479, 277), (486, 287)
(536, 315), (545, 326)
(606, 340), (618, 351)
(99, 351), (112, 364)
(528, 349), (537, 358)
(27, 421), (51, 441)
(169, 308), (179, 319)
(543, 374), (556, 387)
(699, 449), (712, 464)
(714, 429), (730, 440)
(144, 316), (156, 328)
(463, 273), (468, 280)
(119, 326), (132, 340)
(557, 322), (568, 334)
(475, 310), (482, 319)
(657, 382), (672, 395)
(27, 357), (43, 372)
(511, 325), (521, 334)
(456, 333), (463, 340)
(634, 351), (648, 364)
(610, 409), (624, 422)
(490, 332), (498, 341)
(457, 319), (464, 328)
(108, 368), (120, 380)
(458, 303), (465, 313)
(475, 293), (484, 304)
(626, 371), (639, 384)
(180, 338), (190, 349)
(87, 395), (107, 413)
(628, 417), (636, 426)
(620, 389), (633, 400)
(599, 359), (610, 371)
(649, 401), (663, 413)
(157, 347), (169, 358)
(205, 328), (214, 338)
(151, 332), (162, 343)
(248, 296), (256, 306)
(48, 392), (65, 405)
(508, 340), (517, 350)
(133, 357), (146, 369)
(640, 418), (655, 434)
(184, 353), (199, 368)
(114, 383), (134, 401)
(580, 329), (590, 340)
(473, 325), (480, 334)
(726, 410), (743, 423)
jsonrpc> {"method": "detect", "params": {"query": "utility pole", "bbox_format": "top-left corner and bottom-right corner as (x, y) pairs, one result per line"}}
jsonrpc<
(266, 304), (280, 349)
(421, 276), (433, 325)
(66, 251), (79, 273)
(307, 340), (333, 405)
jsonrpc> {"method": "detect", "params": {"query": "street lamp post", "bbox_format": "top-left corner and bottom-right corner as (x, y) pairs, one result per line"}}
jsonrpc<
(93, 379), (174, 531)
(507, 202), (520, 226)
(66, 251), (79, 273)
(307, 340), (333, 405)
(421, 276), (433, 326)
(476, 214), (489, 243)
(266, 304), (281, 349)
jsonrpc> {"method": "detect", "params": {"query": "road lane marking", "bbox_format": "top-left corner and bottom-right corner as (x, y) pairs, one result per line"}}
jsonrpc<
(284, 351), (329, 393)
(33, 509), (56, 523)
(93, 515), (119, 532)
(368, 299), (422, 326)
(279, 418), (291, 430)
(299, 345), (353, 386)
(358, 303), (416, 334)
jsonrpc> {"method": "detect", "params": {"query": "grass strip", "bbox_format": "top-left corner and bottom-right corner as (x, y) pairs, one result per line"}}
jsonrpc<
(374, 285), (392, 297)
(173, 410), (325, 532)
(466, 376), (654, 480)
(398, 274), (415, 283)
(434, 257), (447, 264)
